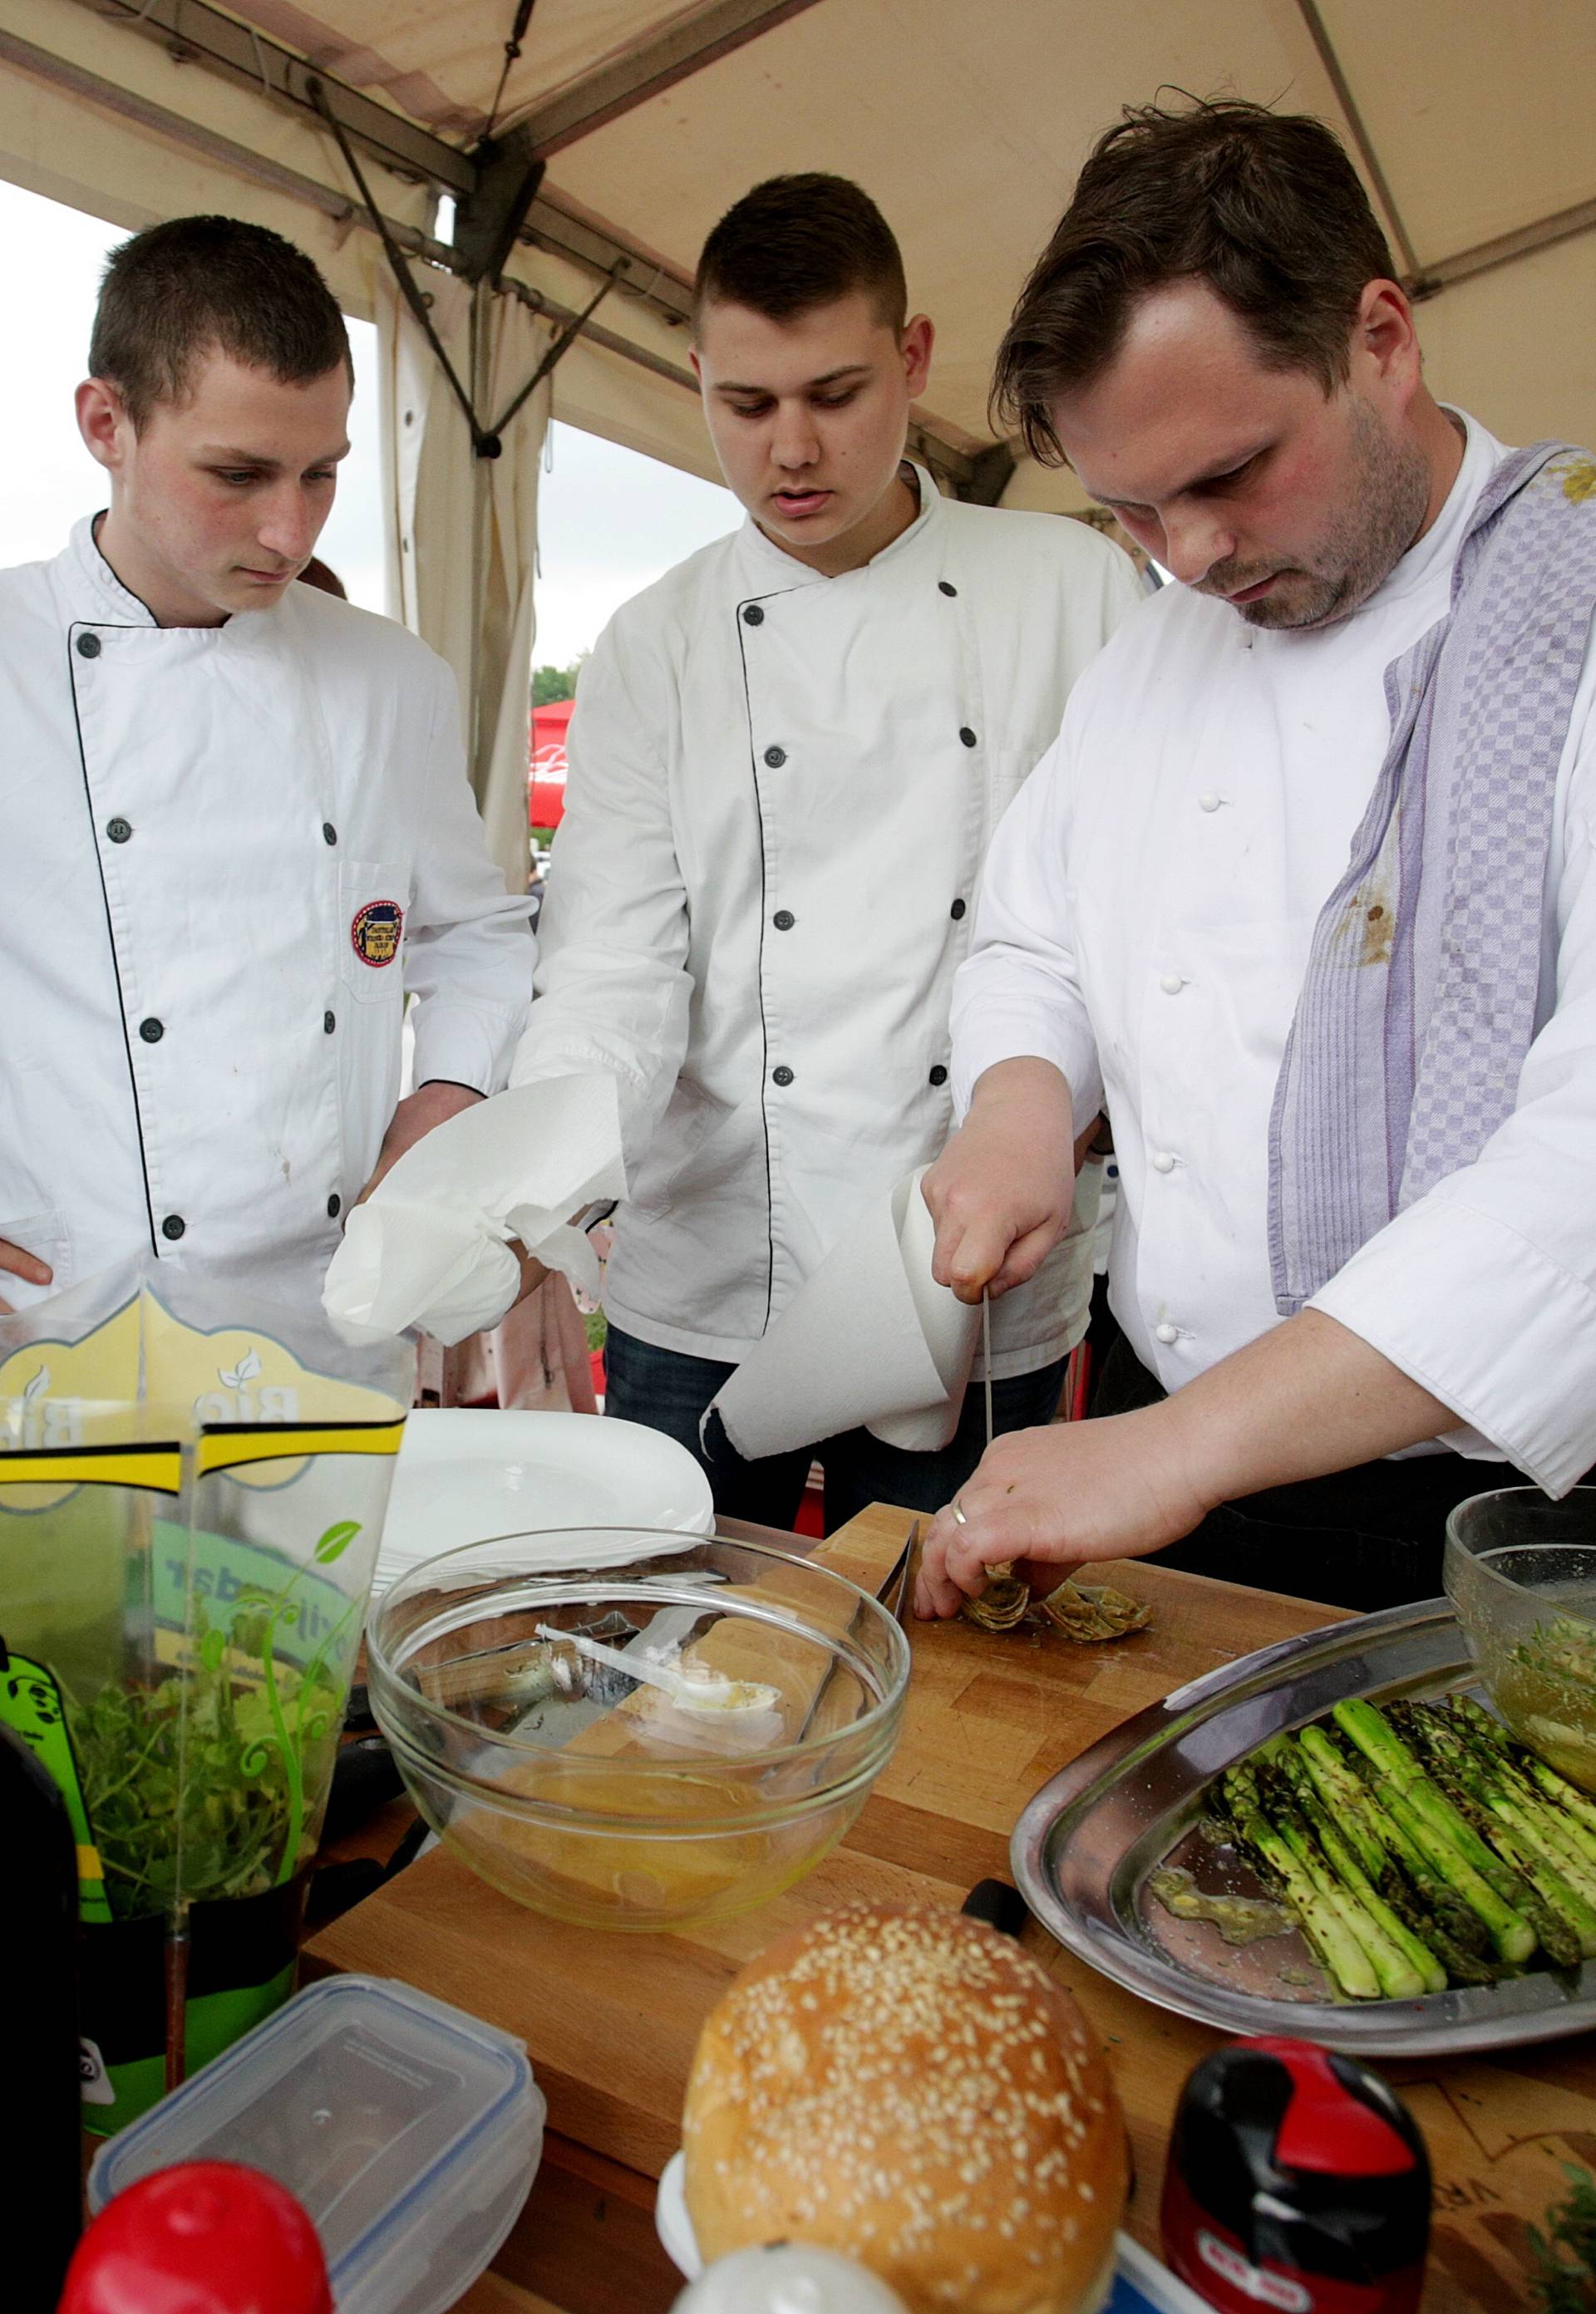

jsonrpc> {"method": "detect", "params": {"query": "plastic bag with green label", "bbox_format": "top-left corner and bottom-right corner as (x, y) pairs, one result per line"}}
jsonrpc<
(0, 1258), (413, 2132)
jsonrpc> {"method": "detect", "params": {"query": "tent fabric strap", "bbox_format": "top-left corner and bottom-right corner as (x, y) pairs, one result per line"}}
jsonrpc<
(310, 71), (601, 457)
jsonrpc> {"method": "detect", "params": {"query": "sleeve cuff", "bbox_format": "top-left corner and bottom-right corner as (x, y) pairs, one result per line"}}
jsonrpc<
(950, 1002), (1104, 1127)
(1310, 1192), (1596, 1494)
(409, 1002), (517, 1097)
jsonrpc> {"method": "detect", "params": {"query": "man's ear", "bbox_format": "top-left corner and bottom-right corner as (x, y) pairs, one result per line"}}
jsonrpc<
(1353, 280), (1421, 410)
(901, 314), (934, 400)
(76, 377), (132, 475)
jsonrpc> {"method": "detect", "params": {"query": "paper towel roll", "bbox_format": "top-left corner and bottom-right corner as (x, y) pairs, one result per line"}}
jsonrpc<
(708, 1168), (978, 1460)
(323, 1074), (625, 1346)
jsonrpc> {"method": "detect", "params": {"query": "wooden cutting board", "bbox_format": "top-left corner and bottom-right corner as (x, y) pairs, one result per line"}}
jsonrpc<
(308, 1507), (1596, 2313)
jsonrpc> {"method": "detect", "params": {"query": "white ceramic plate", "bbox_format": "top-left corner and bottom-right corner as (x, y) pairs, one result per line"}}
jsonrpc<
(653, 2151), (1204, 2312)
(373, 1409), (714, 1597)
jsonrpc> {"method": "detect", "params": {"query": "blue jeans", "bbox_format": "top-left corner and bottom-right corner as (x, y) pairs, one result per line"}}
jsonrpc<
(603, 1323), (1068, 1535)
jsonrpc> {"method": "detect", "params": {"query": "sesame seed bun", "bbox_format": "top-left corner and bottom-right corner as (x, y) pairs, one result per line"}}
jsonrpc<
(682, 1903), (1127, 2314)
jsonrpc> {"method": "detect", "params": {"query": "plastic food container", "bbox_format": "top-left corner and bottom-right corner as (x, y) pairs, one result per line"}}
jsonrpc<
(367, 1530), (911, 1932)
(1444, 1486), (1596, 1790)
(87, 1976), (544, 2314)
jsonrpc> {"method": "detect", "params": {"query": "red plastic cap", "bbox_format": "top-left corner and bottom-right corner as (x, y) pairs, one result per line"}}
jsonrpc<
(1250, 2037), (1417, 2179)
(60, 2163), (332, 2314)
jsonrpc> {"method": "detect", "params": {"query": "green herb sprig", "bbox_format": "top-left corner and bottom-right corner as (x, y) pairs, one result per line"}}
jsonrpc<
(1528, 2162), (1596, 2312)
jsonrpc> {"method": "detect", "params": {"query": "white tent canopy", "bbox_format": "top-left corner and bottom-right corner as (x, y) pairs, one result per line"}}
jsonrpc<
(4, 0), (1594, 865)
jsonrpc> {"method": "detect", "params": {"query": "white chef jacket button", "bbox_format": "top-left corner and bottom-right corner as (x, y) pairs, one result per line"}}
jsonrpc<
(741, 603), (764, 626)
(763, 745), (786, 768)
(1155, 1321), (1180, 1345)
(772, 1064), (794, 1086)
(322, 821), (337, 846)
(958, 726), (978, 749)
(323, 1010), (336, 1034)
(138, 1017), (164, 1044)
(328, 1194), (342, 1219)
(161, 1215), (186, 1242)
(1151, 1150), (1176, 1174)
(76, 632), (101, 658)
(1198, 791), (1221, 813)
(106, 816), (132, 844)
(1159, 972), (1184, 994)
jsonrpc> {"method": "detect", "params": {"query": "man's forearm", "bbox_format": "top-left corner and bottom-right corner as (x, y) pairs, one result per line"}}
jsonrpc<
(356, 1080), (484, 1208)
(1162, 1307), (1457, 1510)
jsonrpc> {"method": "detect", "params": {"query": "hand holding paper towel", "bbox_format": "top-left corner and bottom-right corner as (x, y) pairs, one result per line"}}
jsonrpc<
(323, 1075), (625, 1345)
(709, 1168), (978, 1459)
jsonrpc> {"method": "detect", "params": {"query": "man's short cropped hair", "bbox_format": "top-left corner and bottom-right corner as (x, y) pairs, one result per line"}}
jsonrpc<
(692, 174), (908, 337)
(89, 214), (352, 429)
(993, 100), (1398, 465)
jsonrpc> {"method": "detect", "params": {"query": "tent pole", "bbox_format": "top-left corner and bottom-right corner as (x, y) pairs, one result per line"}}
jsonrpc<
(1289, 0), (1423, 281)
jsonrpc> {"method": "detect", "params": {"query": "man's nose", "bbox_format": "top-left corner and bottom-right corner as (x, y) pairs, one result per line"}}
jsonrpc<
(255, 486), (323, 565)
(769, 402), (820, 469)
(1160, 505), (1232, 588)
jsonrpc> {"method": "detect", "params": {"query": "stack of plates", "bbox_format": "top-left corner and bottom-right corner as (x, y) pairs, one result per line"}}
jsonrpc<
(371, 1409), (715, 1599)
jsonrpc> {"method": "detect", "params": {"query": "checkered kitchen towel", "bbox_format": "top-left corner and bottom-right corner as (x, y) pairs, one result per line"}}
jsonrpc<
(1269, 443), (1596, 1314)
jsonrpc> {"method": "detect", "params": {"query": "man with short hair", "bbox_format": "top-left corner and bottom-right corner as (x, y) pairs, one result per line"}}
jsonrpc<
(915, 101), (1596, 1617)
(509, 173), (1140, 1528)
(0, 214), (531, 1317)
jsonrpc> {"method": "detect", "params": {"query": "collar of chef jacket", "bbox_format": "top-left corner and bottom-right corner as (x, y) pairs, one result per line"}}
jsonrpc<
(62, 514), (161, 628)
(732, 460), (941, 592)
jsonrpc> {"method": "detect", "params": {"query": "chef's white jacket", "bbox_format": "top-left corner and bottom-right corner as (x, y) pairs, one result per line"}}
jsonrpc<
(0, 516), (533, 1314)
(953, 414), (1596, 1490)
(515, 466), (1141, 1376)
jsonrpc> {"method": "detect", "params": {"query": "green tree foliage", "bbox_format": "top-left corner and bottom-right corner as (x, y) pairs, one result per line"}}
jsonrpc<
(533, 658), (585, 705)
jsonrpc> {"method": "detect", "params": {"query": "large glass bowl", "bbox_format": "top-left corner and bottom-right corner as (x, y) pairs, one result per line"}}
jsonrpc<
(1444, 1488), (1596, 1790)
(367, 1530), (910, 1931)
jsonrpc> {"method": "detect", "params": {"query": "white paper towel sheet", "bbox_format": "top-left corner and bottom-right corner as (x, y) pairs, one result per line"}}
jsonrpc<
(323, 1074), (625, 1346)
(707, 1167), (978, 1460)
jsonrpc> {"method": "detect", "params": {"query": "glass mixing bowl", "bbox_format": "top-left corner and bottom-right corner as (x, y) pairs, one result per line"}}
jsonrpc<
(367, 1530), (911, 1931)
(1444, 1487), (1596, 1791)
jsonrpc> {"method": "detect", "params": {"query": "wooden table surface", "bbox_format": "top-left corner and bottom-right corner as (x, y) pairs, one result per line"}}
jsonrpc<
(308, 1506), (1596, 2312)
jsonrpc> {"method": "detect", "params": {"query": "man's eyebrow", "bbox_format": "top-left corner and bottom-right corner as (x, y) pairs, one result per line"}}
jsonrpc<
(713, 364), (873, 395)
(199, 443), (351, 465)
(1098, 444), (1268, 507)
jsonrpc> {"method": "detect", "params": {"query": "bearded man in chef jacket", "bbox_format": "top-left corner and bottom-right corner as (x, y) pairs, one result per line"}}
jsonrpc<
(914, 100), (1596, 1620)
(0, 216), (533, 1319)
(506, 174), (1141, 1529)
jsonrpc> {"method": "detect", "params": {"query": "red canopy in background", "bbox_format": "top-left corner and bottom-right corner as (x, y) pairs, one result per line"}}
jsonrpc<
(529, 697), (574, 830)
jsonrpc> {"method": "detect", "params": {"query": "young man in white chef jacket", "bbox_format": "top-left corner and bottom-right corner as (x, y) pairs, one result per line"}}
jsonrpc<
(0, 217), (532, 1320)
(914, 101), (1596, 1617)
(514, 175), (1141, 1529)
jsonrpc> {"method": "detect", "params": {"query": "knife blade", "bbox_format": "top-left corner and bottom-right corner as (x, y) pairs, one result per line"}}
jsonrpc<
(982, 1285), (993, 1454)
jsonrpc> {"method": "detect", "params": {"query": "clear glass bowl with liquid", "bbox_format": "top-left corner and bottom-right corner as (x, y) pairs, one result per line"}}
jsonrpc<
(1444, 1487), (1596, 1791)
(367, 1530), (910, 1931)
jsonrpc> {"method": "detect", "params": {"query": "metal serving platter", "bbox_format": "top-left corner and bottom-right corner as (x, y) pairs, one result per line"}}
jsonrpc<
(1012, 1593), (1596, 2057)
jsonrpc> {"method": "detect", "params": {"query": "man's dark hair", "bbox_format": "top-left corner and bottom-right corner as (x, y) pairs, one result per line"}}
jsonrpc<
(89, 214), (352, 429)
(993, 100), (1397, 465)
(693, 174), (908, 337)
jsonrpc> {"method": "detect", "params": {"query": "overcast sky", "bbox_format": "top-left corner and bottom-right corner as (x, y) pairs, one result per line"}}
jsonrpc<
(0, 176), (738, 666)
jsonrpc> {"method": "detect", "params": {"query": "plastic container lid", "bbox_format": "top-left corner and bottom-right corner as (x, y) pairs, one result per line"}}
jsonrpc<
(88, 1977), (545, 2314)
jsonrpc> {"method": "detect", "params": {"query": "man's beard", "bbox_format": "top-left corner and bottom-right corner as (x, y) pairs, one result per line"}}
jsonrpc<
(1201, 399), (1432, 633)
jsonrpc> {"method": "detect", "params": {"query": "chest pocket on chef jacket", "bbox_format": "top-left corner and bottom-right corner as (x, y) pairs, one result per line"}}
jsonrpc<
(339, 864), (411, 1003)
(985, 746), (1042, 837)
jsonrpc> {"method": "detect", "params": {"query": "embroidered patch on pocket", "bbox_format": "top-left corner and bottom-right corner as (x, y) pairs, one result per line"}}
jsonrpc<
(350, 899), (404, 966)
